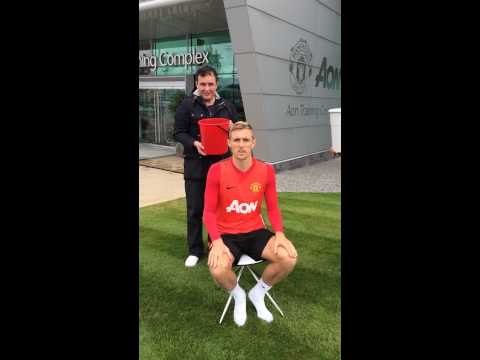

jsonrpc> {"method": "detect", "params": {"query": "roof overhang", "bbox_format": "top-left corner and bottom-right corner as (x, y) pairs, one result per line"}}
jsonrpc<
(139, 0), (228, 41)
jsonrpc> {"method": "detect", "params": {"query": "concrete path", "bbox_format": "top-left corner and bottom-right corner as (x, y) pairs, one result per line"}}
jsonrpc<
(276, 157), (341, 192)
(139, 166), (185, 208)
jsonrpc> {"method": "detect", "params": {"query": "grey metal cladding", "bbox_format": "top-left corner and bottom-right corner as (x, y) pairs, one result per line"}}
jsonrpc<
(316, 0), (341, 15)
(246, 0), (340, 44)
(234, 54), (262, 93)
(224, 6), (255, 52)
(224, 0), (341, 163)
(223, 0), (247, 8)
(254, 127), (333, 164)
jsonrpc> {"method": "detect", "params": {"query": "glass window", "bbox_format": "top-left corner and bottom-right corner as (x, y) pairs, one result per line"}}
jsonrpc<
(140, 31), (236, 78)
(217, 74), (245, 120)
(139, 40), (154, 76)
(152, 36), (189, 77)
(139, 31), (245, 135)
(189, 31), (235, 76)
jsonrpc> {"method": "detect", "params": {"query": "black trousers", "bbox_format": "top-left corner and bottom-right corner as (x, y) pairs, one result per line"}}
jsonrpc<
(184, 179), (207, 257)
(183, 154), (229, 257)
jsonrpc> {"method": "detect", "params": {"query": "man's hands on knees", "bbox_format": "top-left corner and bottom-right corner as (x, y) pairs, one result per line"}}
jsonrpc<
(208, 238), (234, 268)
(273, 232), (298, 258)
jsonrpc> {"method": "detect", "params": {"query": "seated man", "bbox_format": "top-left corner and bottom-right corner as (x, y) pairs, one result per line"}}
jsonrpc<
(203, 121), (298, 326)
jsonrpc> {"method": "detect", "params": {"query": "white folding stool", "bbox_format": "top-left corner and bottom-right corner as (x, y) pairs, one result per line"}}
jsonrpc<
(219, 254), (285, 324)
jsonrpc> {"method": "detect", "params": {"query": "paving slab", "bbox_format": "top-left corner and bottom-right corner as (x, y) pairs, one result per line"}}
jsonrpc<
(139, 166), (185, 208)
(276, 156), (341, 192)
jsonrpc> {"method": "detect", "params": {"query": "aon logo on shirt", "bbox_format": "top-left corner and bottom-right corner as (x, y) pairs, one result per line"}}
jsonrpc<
(226, 200), (258, 214)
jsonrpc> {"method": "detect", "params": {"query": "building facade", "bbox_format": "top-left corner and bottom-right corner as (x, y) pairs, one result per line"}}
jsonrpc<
(139, 0), (341, 167)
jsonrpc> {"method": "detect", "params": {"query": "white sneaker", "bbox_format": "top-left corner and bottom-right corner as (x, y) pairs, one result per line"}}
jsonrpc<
(185, 255), (199, 267)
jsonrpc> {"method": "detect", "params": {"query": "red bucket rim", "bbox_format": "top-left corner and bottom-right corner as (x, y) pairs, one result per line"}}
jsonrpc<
(199, 118), (229, 124)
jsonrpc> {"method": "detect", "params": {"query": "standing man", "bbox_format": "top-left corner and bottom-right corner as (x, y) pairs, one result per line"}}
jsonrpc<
(203, 121), (298, 326)
(174, 66), (239, 267)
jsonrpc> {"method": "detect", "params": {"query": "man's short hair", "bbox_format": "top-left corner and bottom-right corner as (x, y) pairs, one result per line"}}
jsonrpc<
(229, 121), (254, 139)
(195, 65), (218, 82)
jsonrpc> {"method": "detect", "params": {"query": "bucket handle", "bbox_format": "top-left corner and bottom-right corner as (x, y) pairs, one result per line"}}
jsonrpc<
(215, 125), (229, 134)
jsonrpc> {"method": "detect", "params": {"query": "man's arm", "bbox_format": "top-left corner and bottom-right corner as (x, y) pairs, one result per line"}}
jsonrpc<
(265, 165), (297, 258)
(203, 163), (221, 241)
(173, 98), (195, 153)
(264, 164), (284, 233)
(174, 98), (207, 155)
(203, 164), (234, 267)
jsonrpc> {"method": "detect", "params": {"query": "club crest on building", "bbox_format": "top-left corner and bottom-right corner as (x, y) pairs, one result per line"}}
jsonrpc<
(289, 39), (313, 95)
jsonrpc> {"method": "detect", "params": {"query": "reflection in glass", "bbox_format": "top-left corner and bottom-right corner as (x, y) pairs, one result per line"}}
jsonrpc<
(139, 30), (246, 143)
(139, 89), (185, 145)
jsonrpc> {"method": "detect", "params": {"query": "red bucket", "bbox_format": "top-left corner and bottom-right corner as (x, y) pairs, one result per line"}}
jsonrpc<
(198, 118), (230, 155)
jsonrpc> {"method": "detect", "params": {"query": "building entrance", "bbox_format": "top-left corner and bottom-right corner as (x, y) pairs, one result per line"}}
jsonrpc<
(139, 80), (185, 146)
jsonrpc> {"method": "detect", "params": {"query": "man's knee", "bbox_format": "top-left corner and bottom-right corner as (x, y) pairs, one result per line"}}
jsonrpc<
(208, 259), (233, 279)
(275, 247), (298, 270)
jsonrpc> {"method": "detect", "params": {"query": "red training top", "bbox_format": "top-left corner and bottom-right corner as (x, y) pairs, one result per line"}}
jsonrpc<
(203, 156), (284, 241)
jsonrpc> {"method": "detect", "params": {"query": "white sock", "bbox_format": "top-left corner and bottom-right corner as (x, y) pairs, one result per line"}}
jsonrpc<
(248, 278), (273, 323)
(229, 283), (246, 326)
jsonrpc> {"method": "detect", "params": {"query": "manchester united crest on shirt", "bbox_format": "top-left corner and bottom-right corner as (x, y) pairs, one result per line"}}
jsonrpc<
(250, 182), (263, 193)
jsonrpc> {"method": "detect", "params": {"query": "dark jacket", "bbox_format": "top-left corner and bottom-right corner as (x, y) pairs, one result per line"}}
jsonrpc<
(174, 94), (239, 180)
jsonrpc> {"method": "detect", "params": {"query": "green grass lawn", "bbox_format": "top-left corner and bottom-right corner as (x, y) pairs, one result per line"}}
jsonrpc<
(140, 193), (341, 360)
